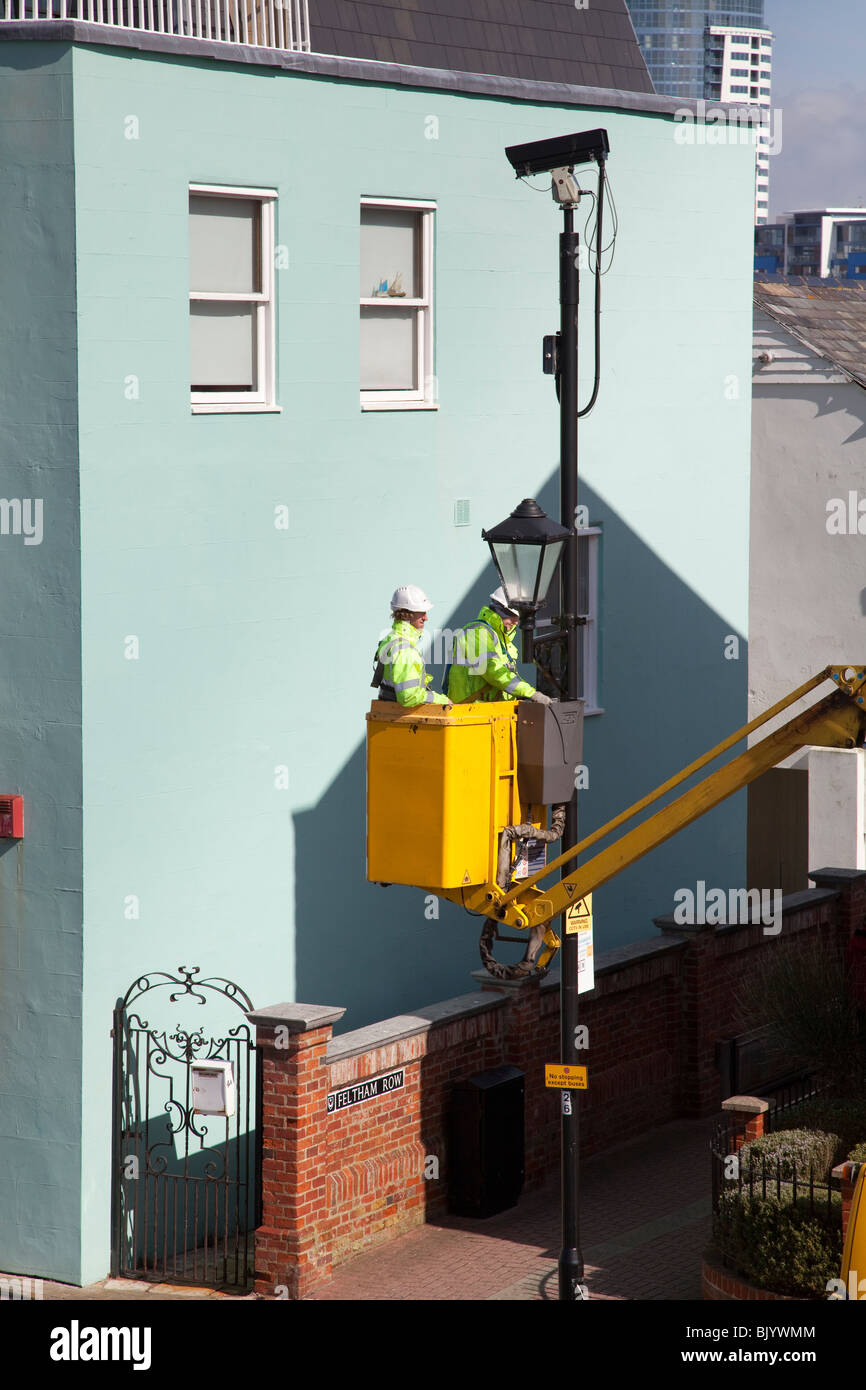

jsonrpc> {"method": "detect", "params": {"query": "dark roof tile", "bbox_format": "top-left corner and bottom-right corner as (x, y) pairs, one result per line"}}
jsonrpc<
(309, 0), (655, 92)
(393, 9), (415, 38)
(754, 276), (866, 387)
(409, 12), (436, 42)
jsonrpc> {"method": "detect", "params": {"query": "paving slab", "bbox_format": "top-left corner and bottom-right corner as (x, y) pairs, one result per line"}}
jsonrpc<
(310, 1115), (715, 1301)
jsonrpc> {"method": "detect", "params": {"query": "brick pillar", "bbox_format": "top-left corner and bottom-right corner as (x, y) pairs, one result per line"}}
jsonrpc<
(832, 1161), (861, 1253)
(721, 1095), (769, 1151)
(810, 867), (866, 936)
(811, 869), (866, 1005)
(247, 1002), (345, 1300)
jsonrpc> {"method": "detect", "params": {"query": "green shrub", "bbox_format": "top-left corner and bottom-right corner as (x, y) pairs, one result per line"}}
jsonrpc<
(739, 1128), (838, 1182)
(847, 1141), (866, 1164)
(781, 1099), (866, 1160)
(714, 1189), (842, 1297)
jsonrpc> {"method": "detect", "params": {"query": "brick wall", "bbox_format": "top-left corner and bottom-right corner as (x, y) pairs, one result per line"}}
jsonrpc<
(249, 867), (866, 1298)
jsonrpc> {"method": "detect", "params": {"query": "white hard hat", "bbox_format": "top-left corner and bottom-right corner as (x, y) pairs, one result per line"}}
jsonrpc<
(490, 586), (519, 619)
(390, 584), (434, 613)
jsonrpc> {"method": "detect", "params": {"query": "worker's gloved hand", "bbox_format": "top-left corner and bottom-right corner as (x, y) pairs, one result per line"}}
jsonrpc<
(530, 691), (553, 706)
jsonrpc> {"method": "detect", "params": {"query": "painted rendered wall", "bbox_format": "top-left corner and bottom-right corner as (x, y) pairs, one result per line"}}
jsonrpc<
(750, 378), (866, 723)
(0, 46), (83, 1283)
(7, 40), (751, 1280)
(750, 366), (866, 878)
(803, 748), (866, 872)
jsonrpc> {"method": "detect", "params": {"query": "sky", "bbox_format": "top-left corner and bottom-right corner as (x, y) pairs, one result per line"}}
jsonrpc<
(764, 0), (866, 217)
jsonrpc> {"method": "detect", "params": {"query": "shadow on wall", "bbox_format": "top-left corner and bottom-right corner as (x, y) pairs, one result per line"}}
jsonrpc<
(754, 385), (866, 449)
(294, 476), (747, 1033)
(0, 838), (25, 930)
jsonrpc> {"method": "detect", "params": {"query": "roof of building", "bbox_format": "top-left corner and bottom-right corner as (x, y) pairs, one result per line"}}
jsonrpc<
(707, 23), (772, 34)
(308, 0), (655, 92)
(754, 276), (866, 389)
(0, 15), (721, 119)
(786, 209), (866, 219)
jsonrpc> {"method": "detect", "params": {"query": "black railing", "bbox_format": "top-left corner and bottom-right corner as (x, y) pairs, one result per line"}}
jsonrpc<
(712, 1124), (836, 1217)
(764, 1072), (823, 1128)
(710, 1082), (840, 1282)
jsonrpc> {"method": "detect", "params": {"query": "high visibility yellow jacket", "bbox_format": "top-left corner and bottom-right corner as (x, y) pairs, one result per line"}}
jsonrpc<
(446, 606), (536, 704)
(374, 621), (450, 707)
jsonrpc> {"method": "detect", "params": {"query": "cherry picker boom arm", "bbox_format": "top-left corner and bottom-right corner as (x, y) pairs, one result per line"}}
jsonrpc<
(475, 666), (866, 964)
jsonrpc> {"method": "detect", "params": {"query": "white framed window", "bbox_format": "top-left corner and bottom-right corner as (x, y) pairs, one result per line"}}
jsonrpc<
(189, 184), (278, 414)
(360, 197), (436, 411)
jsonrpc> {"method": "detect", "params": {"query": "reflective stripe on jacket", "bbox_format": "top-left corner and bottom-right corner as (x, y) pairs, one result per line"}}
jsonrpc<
(446, 606), (535, 704)
(375, 621), (449, 708)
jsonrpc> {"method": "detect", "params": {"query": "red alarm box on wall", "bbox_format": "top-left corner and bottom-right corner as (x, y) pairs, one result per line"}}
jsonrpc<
(0, 796), (23, 837)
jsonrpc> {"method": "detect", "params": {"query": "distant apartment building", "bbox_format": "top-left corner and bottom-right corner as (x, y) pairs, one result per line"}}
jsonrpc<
(756, 211), (866, 278)
(627, 2), (773, 222)
(754, 222), (785, 274)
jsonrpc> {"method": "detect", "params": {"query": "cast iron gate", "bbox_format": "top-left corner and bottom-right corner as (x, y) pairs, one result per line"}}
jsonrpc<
(110, 966), (259, 1290)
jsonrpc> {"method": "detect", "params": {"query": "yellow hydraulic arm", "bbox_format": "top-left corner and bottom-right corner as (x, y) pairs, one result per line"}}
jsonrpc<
(476, 666), (866, 970)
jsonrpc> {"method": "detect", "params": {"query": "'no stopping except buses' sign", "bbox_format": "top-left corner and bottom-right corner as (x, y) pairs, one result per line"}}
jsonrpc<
(545, 1064), (587, 1090)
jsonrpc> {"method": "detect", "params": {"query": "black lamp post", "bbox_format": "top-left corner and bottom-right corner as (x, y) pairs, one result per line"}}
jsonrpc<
(484, 492), (585, 1305)
(499, 125), (611, 1304)
(482, 498), (570, 663)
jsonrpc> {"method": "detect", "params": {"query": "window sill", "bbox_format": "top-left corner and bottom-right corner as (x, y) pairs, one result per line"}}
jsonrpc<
(361, 401), (439, 412)
(191, 404), (283, 414)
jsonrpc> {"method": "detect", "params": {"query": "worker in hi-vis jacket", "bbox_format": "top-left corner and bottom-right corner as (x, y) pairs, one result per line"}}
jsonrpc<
(372, 585), (451, 708)
(447, 587), (552, 706)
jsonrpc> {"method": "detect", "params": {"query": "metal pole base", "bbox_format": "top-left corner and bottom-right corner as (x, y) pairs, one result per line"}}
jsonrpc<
(558, 1248), (586, 1301)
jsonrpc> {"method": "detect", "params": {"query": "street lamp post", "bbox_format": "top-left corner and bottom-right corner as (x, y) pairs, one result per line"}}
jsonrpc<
(482, 484), (583, 1302)
(556, 199), (584, 1305)
(498, 125), (611, 1302)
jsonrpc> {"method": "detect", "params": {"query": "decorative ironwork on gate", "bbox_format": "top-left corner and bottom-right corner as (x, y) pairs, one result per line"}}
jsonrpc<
(111, 966), (259, 1291)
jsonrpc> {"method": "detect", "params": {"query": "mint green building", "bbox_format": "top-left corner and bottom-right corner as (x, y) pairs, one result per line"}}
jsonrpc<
(0, 9), (755, 1285)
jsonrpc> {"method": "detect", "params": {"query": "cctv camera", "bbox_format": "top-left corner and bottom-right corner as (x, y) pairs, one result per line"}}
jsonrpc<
(505, 129), (610, 177)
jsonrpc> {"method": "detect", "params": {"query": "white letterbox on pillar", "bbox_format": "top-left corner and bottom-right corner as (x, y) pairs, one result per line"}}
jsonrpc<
(190, 1060), (236, 1117)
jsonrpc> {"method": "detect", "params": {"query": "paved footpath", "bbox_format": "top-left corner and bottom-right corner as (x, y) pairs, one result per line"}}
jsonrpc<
(312, 1116), (715, 1301)
(6, 1116), (713, 1302)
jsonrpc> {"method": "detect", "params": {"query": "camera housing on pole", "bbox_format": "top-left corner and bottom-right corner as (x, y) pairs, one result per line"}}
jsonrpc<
(504, 129), (610, 176)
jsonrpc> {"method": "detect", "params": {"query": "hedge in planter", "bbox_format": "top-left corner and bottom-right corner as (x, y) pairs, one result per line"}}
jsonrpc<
(713, 1189), (842, 1298)
(739, 1129), (839, 1183)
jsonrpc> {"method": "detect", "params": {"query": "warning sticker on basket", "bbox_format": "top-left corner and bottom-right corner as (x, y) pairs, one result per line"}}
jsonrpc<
(545, 1064), (587, 1090)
